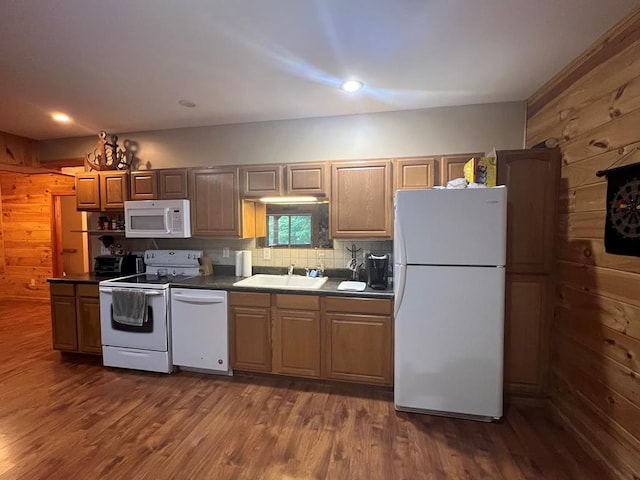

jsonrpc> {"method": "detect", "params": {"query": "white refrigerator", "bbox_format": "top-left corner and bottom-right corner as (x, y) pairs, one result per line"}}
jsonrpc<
(393, 186), (507, 421)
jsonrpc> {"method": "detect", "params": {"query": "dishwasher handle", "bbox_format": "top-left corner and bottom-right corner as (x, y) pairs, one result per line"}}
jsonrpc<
(172, 292), (226, 304)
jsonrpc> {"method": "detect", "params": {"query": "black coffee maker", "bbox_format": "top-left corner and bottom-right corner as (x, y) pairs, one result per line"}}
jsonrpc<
(366, 253), (389, 290)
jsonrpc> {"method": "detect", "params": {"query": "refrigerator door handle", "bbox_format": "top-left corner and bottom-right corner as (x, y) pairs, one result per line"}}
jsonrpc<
(394, 210), (407, 266)
(394, 264), (406, 318)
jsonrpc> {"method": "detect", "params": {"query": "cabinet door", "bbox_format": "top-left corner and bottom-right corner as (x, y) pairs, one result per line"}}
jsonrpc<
(504, 274), (551, 397)
(159, 169), (189, 199)
(439, 152), (483, 185)
(77, 295), (102, 354)
(130, 171), (158, 200)
(325, 312), (392, 386)
(242, 165), (283, 197)
(230, 305), (272, 372)
(100, 171), (128, 209)
(190, 167), (242, 237)
(273, 294), (321, 378)
(394, 157), (437, 190)
(286, 162), (328, 196)
(51, 295), (78, 351)
(497, 149), (561, 274)
(330, 160), (393, 238)
(75, 173), (101, 210)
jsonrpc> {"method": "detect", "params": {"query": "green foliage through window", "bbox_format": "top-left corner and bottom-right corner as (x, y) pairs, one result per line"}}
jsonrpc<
(267, 214), (312, 247)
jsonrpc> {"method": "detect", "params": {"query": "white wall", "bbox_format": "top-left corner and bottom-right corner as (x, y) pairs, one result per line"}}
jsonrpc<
(38, 102), (525, 167)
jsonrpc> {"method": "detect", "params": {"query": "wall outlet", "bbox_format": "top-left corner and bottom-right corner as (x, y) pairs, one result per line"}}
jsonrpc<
(222, 247), (230, 258)
(30, 279), (36, 286)
(263, 247), (271, 260)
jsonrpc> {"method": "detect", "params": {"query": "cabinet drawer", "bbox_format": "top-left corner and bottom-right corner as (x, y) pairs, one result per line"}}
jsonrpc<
(229, 291), (271, 308)
(275, 294), (320, 311)
(77, 284), (99, 298)
(50, 283), (75, 297)
(325, 296), (392, 315)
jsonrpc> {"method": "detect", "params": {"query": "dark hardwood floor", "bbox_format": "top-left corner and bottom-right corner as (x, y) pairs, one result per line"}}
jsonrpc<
(0, 299), (610, 480)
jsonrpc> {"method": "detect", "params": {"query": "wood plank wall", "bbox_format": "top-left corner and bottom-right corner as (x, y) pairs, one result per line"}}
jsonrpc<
(525, 8), (640, 478)
(0, 173), (75, 300)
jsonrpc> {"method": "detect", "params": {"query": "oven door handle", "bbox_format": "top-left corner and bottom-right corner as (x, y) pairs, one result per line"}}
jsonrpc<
(99, 287), (163, 297)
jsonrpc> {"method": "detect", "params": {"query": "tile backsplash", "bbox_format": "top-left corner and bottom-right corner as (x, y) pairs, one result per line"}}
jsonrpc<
(92, 236), (392, 272)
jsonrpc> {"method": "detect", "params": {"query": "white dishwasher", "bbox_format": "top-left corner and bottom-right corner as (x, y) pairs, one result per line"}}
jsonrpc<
(170, 288), (230, 375)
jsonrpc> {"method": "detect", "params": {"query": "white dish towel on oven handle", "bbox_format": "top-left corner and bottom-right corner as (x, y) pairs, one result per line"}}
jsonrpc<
(112, 288), (147, 326)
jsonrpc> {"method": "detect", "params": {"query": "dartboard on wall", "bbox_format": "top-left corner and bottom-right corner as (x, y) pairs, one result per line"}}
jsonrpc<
(603, 167), (640, 256)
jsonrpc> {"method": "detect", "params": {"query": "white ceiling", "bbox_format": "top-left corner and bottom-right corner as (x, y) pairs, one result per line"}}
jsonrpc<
(1, 0), (637, 140)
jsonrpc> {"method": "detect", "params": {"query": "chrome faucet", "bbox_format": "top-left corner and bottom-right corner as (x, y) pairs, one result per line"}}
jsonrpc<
(288, 263), (295, 276)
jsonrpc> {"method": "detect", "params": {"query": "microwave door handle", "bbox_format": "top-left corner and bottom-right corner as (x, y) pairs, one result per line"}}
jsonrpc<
(164, 208), (171, 234)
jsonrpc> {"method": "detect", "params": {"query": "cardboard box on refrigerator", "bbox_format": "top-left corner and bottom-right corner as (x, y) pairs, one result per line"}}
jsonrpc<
(463, 156), (497, 187)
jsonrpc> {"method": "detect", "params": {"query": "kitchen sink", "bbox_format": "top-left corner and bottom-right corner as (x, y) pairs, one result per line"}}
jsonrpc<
(233, 274), (328, 290)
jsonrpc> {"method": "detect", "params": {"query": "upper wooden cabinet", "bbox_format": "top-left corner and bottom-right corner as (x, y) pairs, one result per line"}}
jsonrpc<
(286, 162), (329, 196)
(242, 165), (283, 197)
(130, 171), (157, 200)
(159, 169), (189, 199)
(330, 159), (393, 238)
(241, 162), (329, 197)
(190, 167), (257, 238)
(394, 156), (437, 190)
(76, 171), (128, 211)
(497, 149), (561, 274)
(439, 152), (483, 186)
(130, 169), (188, 200)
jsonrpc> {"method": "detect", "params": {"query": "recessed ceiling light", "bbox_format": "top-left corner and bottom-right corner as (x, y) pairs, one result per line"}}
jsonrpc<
(178, 99), (197, 108)
(340, 80), (364, 93)
(51, 113), (71, 123)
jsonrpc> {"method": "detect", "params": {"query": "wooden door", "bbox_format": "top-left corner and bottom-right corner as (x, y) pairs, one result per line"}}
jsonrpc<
(75, 173), (100, 210)
(439, 152), (483, 185)
(273, 294), (321, 378)
(229, 292), (272, 372)
(286, 162), (328, 196)
(76, 288), (102, 355)
(50, 284), (78, 351)
(190, 167), (241, 237)
(100, 171), (128, 209)
(330, 160), (393, 238)
(242, 165), (283, 197)
(497, 148), (560, 398)
(159, 169), (189, 199)
(394, 156), (437, 190)
(130, 171), (158, 200)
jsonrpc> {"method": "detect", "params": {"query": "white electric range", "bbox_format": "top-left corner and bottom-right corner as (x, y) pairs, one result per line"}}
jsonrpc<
(98, 249), (203, 373)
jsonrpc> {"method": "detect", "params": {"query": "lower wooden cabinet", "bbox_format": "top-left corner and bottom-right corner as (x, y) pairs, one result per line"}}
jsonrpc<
(504, 274), (552, 397)
(51, 284), (78, 351)
(273, 294), (321, 378)
(76, 285), (102, 354)
(229, 292), (393, 386)
(49, 283), (102, 355)
(229, 292), (272, 372)
(325, 297), (393, 386)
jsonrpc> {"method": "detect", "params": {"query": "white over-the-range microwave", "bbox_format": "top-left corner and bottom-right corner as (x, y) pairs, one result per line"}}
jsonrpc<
(124, 199), (191, 238)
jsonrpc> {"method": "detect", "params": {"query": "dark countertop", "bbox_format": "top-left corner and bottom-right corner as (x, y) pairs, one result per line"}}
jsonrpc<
(46, 273), (125, 284)
(46, 272), (394, 299)
(171, 275), (394, 299)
